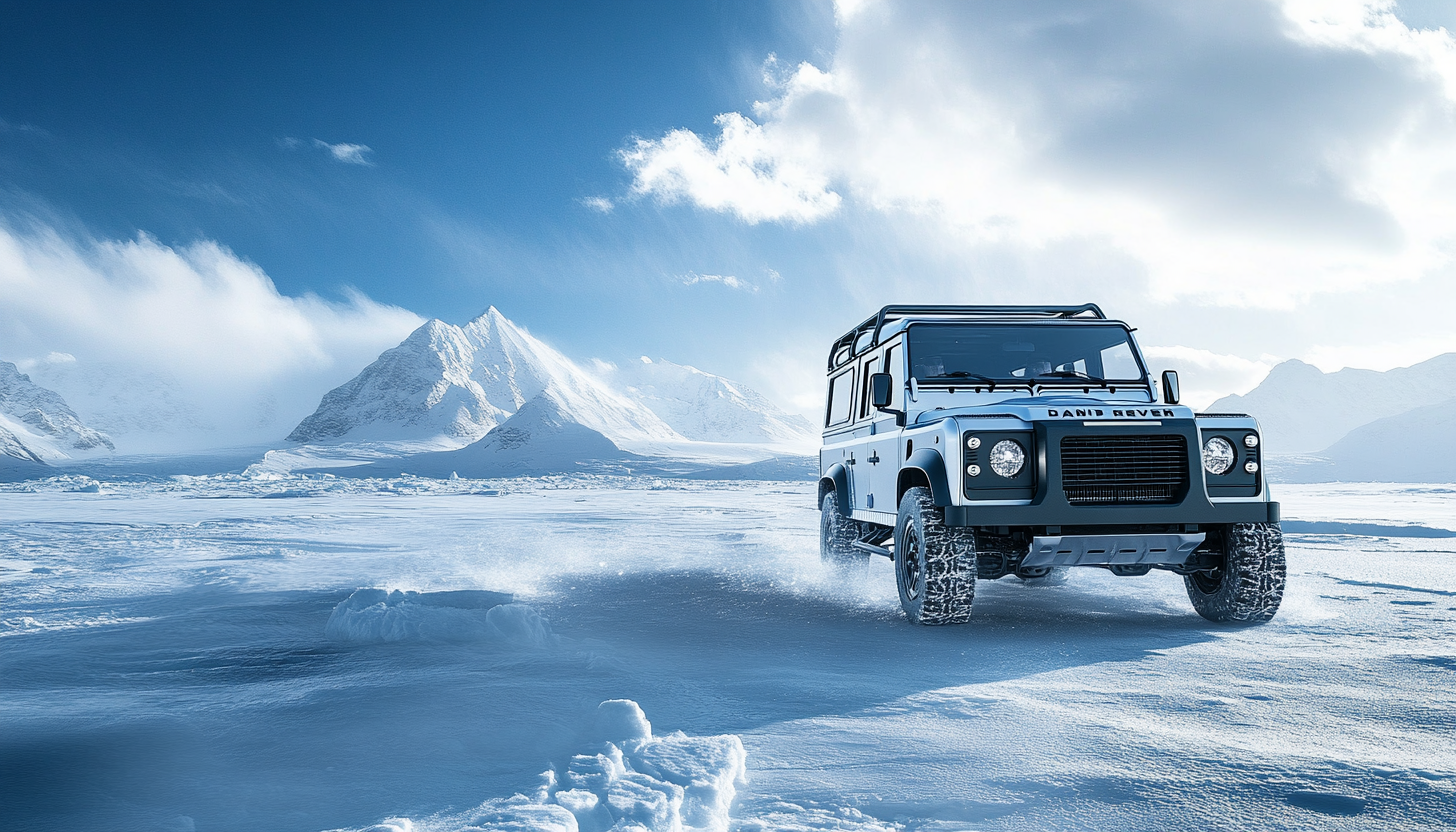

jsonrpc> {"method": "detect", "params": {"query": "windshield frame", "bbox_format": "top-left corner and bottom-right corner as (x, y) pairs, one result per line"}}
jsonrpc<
(904, 321), (1152, 387)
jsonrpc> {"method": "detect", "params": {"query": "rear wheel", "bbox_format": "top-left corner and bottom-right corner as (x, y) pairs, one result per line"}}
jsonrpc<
(895, 487), (977, 624)
(1185, 522), (1286, 623)
(820, 492), (866, 566)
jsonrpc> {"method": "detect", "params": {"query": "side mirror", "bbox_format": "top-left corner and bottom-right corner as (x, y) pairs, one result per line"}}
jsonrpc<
(1160, 370), (1180, 405)
(870, 373), (893, 409)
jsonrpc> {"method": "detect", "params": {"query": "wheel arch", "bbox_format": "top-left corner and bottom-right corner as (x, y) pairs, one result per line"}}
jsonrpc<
(899, 448), (952, 507)
(819, 462), (851, 517)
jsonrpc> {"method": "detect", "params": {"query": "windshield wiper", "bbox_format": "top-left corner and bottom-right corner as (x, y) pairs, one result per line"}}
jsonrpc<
(924, 371), (1000, 385)
(1033, 370), (1116, 390)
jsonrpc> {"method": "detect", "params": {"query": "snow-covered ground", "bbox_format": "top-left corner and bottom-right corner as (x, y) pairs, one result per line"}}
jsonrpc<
(2, 478), (1454, 831)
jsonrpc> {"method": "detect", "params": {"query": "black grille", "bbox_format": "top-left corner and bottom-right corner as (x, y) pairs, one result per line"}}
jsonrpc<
(1060, 435), (1188, 505)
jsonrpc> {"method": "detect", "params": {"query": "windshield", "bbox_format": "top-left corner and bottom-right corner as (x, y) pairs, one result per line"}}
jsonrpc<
(907, 323), (1147, 384)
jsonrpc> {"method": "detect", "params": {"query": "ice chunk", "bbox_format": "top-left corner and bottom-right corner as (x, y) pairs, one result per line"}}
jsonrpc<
(595, 699), (652, 745)
(324, 588), (547, 645)
(629, 732), (747, 831)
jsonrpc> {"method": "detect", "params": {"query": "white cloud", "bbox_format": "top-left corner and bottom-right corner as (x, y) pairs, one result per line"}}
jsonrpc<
(624, 0), (1456, 308)
(579, 196), (615, 213)
(0, 219), (422, 447)
(313, 139), (374, 165)
(680, 272), (758, 292)
(278, 136), (375, 166)
(622, 111), (841, 224)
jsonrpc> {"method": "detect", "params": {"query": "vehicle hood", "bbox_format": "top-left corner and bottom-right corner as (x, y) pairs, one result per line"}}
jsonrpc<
(911, 394), (1193, 425)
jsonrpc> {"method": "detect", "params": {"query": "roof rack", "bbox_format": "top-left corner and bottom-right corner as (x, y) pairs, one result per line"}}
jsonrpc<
(827, 304), (1107, 371)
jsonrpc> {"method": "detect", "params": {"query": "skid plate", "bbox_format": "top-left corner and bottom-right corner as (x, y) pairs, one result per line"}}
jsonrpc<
(1022, 532), (1205, 567)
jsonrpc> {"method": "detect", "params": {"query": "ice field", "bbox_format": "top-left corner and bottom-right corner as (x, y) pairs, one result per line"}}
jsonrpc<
(2, 476), (1455, 831)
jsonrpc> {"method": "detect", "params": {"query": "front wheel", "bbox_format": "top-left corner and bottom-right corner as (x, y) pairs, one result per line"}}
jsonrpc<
(1185, 522), (1286, 624)
(895, 487), (977, 624)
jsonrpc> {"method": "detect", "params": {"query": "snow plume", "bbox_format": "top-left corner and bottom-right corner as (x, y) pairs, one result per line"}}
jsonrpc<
(622, 0), (1456, 307)
(357, 700), (748, 832)
(0, 219), (422, 451)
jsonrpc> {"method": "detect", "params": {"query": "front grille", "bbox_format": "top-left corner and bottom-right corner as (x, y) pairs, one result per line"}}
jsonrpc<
(1061, 435), (1188, 505)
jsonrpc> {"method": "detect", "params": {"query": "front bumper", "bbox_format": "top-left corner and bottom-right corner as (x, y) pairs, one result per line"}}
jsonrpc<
(945, 499), (1279, 527)
(945, 416), (1277, 527)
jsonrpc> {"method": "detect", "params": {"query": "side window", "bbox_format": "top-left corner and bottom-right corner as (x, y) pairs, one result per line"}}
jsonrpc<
(858, 357), (880, 420)
(826, 369), (854, 427)
(884, 343), (904, 410)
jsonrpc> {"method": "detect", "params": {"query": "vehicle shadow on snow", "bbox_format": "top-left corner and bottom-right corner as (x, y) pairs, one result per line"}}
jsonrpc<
(540, 568), (1222, 737)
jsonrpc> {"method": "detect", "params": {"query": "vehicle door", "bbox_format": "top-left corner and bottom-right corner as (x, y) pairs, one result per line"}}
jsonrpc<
(864, 337), (905, 522)
(848, 351), (881, 513)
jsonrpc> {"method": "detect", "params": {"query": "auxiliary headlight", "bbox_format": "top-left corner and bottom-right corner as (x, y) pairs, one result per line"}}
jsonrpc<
(988, 439), (1026, 478)
(1202, 436), (1235, 475)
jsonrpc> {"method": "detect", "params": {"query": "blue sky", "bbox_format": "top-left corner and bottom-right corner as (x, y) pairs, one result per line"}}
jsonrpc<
(3, 0), (1456, 431)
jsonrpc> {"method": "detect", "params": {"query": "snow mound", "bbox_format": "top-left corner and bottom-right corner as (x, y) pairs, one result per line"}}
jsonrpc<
(369, 700), (747, 832)
(324, 589), (552, 646)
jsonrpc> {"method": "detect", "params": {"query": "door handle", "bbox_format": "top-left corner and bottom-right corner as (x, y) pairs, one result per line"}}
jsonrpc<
(868, 453), (880, 465)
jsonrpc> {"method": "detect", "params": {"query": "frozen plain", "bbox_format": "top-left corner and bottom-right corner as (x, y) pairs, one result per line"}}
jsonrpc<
(2, 477), (1454, 832)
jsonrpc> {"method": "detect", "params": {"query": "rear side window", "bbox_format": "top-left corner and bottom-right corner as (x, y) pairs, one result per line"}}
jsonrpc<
(826, 369), (854, 427)
(858, 357), (880, 420)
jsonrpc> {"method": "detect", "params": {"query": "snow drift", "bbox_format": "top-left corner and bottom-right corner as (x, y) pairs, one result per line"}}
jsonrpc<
(382, 699), (748, 832)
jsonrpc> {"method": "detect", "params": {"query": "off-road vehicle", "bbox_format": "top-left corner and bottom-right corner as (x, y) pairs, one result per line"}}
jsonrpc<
(818, 305), (1284, 625)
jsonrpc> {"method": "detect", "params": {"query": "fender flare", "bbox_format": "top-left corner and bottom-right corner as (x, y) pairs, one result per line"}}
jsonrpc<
(901, 448), (953, 507)
(819, 463), (851, 517)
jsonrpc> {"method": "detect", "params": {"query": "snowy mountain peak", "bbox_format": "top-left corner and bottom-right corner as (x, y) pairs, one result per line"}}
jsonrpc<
(289, 308), (680, 447)
(0, 360), (114, 459)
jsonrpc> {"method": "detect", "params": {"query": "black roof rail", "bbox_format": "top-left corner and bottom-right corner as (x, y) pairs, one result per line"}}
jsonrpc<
(827, 304), (1108, 372)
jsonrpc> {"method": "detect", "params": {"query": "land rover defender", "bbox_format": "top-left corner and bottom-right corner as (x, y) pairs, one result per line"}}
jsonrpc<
(818, 305), (1285, 625)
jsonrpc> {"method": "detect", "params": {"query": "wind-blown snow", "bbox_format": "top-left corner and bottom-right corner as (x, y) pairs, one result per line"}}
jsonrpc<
(3, 477), (1453, 831)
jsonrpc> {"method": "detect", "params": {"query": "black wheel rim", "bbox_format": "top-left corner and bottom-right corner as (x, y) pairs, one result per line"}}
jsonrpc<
(899, 524), (923, 600)
(1191, 566), (1224, 594)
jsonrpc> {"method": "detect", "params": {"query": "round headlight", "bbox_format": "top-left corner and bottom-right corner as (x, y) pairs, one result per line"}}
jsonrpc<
(988, 439), (1026, 478)
(1202, 436), (1235, 475)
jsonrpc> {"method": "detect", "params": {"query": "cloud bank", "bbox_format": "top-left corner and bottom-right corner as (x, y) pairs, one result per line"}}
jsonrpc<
(625, 0), (1456, 309)
(0, 219), (422, 450)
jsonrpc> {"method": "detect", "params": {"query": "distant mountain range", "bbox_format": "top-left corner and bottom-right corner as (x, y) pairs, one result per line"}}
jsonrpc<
(284, 307), (816, 476)
(1207, 353), (1456, 482)
(0, 360), (114, 476)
